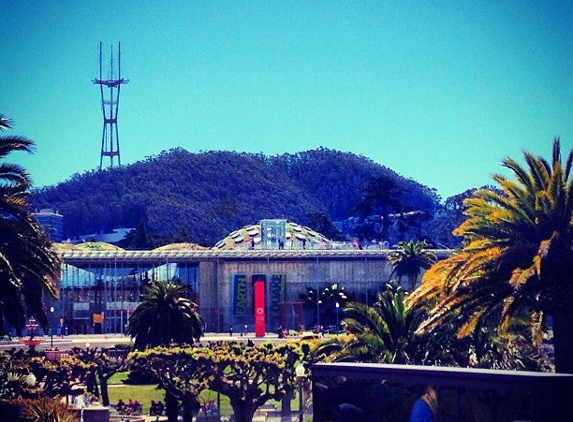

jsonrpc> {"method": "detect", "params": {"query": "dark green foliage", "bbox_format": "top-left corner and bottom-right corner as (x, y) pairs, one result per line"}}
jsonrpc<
(30, 148), (439, 247)
(126, 279), (203, 350)
(315, 284), (435, 364)
(0, 114), (61, 334)
(387, 240), (437, 291)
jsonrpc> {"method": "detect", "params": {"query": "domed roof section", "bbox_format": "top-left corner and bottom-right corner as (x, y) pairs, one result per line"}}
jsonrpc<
(53, 241), (124, 252)
(154, 242), (208, 251)
(213, 221), (332, 250)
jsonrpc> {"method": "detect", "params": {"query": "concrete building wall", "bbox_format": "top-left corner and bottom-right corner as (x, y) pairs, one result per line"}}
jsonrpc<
(201, 256), (395, 332)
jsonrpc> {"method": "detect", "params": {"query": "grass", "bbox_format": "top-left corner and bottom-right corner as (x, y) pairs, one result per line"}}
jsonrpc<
(106, 372), (297, 416)
(107, 384), (164, 414)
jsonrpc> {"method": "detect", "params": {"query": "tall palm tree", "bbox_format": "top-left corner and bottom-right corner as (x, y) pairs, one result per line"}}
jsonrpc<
(126, 279), (203, 349)
(407, 138), (573, 373)
(387, 240), (437, 291)
(0, 114), (60, 333)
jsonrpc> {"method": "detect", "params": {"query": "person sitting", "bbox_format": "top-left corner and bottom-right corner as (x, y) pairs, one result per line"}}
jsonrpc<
(74, 391), (88, 409)
(156, 400), (165, 415)
(124, 399), (134, 415)
(132, 399), (142, 415)
(207, 399), (219, 413)
(116, 398), (126, 413)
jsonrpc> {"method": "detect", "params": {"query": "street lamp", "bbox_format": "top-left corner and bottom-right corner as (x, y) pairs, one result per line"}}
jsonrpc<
(49, 307), (54, 349)
(335, 302), (340, 335)
(295, 364), (306, 422)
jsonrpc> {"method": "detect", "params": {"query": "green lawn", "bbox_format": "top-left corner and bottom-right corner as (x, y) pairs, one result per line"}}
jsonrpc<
(107, 384), (164, 414)
(106, 372), (296, 416)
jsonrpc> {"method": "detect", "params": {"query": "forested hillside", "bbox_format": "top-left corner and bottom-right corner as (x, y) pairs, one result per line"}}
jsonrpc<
(30, 148), (444, 247)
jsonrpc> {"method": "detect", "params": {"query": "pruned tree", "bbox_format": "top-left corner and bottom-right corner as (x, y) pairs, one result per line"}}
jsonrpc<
(69, 345), (131, 406)
(129, 341), (303, 422)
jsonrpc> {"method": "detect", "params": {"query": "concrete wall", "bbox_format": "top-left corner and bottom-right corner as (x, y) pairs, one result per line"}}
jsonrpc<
(200, 255), (395, 333)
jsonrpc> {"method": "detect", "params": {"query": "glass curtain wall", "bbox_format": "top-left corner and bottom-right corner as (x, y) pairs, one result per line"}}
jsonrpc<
(58, 261), (199, 334)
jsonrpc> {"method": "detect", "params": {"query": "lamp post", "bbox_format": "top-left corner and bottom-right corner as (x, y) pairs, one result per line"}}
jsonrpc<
(50, 307), (54, 349)
(295, 364), (306, 422)
(335, 302), (339, 335)
(316, 300), (321, 330)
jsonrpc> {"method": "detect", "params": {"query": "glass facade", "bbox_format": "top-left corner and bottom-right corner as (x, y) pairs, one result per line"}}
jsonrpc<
(58, 261), (199, 335)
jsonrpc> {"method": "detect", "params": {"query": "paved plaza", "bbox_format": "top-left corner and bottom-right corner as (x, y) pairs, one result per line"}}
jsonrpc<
(0, 331), (286, 352)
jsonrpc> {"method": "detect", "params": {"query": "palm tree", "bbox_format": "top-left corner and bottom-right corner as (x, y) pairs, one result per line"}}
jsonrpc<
(314, 284), (433, 364)
(0, 114), (60, 333)
(407, 138), (573, 373)
(387, 240), (437, 291)
(126, 279), (203, 349)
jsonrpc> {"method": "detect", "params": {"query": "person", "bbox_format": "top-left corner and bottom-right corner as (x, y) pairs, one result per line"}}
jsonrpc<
(229, 325), (233, 336)
(409, 385), (439, 422)
(116, 398), (126, 413)
(133, 399), (142, 414)
(125, 398), (134, 415)
(278, 236), (284, 250)
(207, 399), (219, 413)
(73, 392), (86, 409)
(74, 390), (90, 408)
(156, 400), (165, 415)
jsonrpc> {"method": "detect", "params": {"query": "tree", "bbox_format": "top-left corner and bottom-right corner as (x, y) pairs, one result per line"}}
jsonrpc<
(69, 345), (131, 406)
(126, 279), (203, 350)
(314, 284), (434, 364)
(0, 114), (61, 333)
(352, 176), (403, 241)
(129, 341), (303, 422)
(407, 138), (573, 373)
(305, 211), (346, 241)
(387, 240), (437, 291)
(24, 351), (92, 400)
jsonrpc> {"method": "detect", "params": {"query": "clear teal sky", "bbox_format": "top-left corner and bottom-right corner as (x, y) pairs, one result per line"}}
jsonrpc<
(2, 1), (572, 200)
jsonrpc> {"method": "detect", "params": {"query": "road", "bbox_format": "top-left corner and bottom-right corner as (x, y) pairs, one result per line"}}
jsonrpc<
(0, 332), (286, 352)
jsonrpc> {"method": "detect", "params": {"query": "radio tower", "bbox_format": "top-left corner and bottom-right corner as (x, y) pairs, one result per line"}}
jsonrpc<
(93, 42), (128, 169)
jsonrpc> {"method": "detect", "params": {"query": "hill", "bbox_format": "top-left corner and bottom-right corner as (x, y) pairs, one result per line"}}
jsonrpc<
(30, 148), (441, 247)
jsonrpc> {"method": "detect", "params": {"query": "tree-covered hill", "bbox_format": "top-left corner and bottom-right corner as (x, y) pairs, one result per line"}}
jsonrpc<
(30, 147), (441, 247)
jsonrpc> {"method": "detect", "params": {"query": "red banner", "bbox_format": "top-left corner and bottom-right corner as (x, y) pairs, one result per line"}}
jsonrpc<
(254, 281), (266, 337)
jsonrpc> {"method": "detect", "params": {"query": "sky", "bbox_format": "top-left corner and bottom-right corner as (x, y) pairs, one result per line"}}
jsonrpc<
(2, 1), (572, 200)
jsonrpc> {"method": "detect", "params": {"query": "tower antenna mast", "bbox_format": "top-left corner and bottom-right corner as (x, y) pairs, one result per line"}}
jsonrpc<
(93, 42), (128, 169)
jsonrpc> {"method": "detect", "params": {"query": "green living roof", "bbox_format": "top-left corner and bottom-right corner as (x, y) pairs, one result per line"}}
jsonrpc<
(213, 220), (332, 250)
